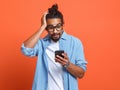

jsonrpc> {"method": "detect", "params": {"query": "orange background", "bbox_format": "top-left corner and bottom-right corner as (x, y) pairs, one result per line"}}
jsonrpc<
(0, 0), (120, 90)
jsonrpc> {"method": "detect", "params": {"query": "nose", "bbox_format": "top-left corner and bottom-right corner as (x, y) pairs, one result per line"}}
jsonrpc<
(53, 28), (58, 33)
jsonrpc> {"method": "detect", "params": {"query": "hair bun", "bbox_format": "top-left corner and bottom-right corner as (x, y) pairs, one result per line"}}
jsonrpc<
(48, 4), (58, 14)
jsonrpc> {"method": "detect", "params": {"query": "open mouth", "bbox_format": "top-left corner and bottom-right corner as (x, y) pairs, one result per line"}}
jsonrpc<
(52, 34), (60, 39)
(53, 34), (59, 38)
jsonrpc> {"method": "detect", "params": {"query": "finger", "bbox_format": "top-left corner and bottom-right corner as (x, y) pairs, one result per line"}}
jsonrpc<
(62, 53), (68, 59)
(55, 57), (66, 65)
(44, 11), (48, 14)
(42, 11), (48, 15)
(55, 55), (68, 63)
(56, 55), (64, 60)
(55, 56), (68, 64)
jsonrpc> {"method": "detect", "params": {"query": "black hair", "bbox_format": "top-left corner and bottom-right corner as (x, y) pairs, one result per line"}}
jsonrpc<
(46, 4), (64, 24)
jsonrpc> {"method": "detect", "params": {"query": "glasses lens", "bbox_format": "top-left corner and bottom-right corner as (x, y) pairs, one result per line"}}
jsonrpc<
(46, 23), (63, 31)
(56, 24), (62, 30)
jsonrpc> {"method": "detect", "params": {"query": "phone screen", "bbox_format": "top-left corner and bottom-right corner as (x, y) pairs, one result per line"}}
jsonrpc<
(55, 50), (64, 58)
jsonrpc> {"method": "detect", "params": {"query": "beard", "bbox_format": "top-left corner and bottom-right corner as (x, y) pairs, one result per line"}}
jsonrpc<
(50, 33), (61, 42)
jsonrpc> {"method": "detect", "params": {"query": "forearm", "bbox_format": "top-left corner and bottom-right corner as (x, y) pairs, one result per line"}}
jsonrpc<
(23, 11), (48, 48)
(66, 62), (85, 79)
(24, 25), (46, 48)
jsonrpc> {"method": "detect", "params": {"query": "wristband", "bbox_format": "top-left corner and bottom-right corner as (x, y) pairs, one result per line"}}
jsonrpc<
(63, 61), (70, 69)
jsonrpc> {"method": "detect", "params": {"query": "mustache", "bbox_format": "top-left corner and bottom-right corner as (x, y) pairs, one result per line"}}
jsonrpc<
(51, 33), (60, 36)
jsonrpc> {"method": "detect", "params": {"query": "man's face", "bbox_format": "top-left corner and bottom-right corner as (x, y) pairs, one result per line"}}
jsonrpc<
(46, 18), (63, 42)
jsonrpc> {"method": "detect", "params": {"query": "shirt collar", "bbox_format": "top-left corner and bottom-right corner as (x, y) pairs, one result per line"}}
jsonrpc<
(43, 30), (69, 41)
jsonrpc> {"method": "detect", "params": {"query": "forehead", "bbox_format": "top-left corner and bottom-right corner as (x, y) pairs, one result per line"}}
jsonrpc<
(46, 18), (62, 25)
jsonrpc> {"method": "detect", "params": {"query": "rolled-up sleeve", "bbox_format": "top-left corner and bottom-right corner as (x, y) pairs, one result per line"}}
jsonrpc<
(21, 40), (40, 57)
(75, 39), (87, 71)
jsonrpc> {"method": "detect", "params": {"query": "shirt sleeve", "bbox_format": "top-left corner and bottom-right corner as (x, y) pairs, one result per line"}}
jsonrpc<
(21, 40), (41, 57)
(75, 39), (88, 71)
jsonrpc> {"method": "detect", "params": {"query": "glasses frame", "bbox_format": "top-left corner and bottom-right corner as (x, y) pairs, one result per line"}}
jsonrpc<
(46, 23), (63, 32)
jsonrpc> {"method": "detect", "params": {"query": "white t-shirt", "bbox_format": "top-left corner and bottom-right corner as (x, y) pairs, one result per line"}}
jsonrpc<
(46, 40), (64, 90)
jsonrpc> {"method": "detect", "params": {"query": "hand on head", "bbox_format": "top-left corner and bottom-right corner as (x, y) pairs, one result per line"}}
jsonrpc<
(41, 11), (48, 28)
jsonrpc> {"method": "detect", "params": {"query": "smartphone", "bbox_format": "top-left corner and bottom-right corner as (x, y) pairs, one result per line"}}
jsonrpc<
(55, 50), (64, 58)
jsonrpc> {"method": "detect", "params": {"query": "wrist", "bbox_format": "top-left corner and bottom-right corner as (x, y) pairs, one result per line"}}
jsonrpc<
(39, 25), (46, 32)
(63, 61), (70, 69)
(41, 24), (46, 29)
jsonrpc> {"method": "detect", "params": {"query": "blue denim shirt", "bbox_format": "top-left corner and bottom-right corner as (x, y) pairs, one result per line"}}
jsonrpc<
(21, 31), (87, 90)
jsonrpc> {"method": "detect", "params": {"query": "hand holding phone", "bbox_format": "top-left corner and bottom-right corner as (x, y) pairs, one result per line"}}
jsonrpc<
(55, 50), (70, 68)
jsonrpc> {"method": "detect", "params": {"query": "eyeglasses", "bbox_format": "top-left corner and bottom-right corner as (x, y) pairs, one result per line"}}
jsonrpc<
(46, 23), (63, 32)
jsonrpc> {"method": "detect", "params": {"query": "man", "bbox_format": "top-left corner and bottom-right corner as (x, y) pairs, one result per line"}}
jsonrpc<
(21, 4), (87, 90)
